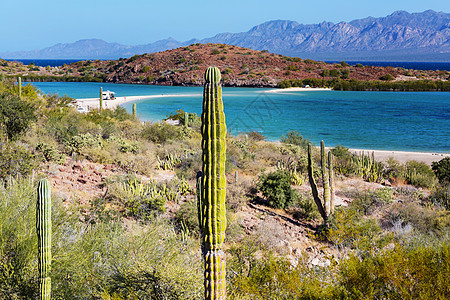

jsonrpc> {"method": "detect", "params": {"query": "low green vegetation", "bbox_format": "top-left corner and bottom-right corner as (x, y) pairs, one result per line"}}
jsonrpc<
(0, 76), (449, 298)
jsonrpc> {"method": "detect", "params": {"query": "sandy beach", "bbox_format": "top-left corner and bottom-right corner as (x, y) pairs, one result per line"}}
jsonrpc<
(75, 95), (161, 110)
(349, 148), (449, 165)
(265, 87), (332, 93)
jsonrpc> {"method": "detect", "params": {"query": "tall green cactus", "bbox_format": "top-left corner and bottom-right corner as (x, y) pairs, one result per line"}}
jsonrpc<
(99, 87), (103, 111)
(132, 103), (136, 118)
(18, 77), (22, 98)
(308, 141), (335, 221)
(328, 151), (335, 215)
(198, 66), (227, 300)
(321, 141), (331, 215)
(184, 111), (189, 128)
(37, 179), (52, 300)
(307, 144), (327, 221)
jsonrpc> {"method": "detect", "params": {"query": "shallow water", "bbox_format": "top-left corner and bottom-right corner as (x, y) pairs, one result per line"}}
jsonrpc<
(31, 82), (450, 153)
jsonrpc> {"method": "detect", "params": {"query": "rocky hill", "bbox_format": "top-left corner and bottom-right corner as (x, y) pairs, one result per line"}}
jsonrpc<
(3, 44), (449, 88)
(1, 10), (449, 61)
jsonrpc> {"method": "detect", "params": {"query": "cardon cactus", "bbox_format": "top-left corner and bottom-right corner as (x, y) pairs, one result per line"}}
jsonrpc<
(307, 144), (327, 221)
(18, 77), (22, 98)
(198, 66), (227, 299)
(321, 140), (331, 215)
(132, 103), (136, 118)
(99, 87), (103, 111)
(36, 179), (52, 300)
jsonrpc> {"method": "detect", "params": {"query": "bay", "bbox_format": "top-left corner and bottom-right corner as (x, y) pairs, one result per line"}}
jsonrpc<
(31, 82), (450, 153)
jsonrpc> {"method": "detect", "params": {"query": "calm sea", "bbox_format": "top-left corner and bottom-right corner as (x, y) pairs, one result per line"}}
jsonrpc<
(31, 82), (450, 153)
(7, 59), (450, 71)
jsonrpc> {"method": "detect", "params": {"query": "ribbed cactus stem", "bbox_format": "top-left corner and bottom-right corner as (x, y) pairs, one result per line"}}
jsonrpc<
(308, 144), (327, 221)
(18, 77), (22, 98)
(199, 66), (227, 300)
(37, 179), (52, 300)
(328, 151), (335, 214)
(321, 140), (331, 216)
(184, 112), (189, 128)
(99, 87), (103, 111)
(132, 103), (136, 118)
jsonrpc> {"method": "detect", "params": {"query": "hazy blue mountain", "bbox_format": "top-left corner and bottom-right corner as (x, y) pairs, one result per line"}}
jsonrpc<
(2, 10), (449, 61)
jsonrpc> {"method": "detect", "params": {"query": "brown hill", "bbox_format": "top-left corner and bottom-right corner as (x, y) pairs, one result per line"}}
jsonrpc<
(2, 43), (448, 87)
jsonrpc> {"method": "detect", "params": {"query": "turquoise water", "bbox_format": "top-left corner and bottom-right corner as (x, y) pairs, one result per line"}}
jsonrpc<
(31, 82), (450, 153)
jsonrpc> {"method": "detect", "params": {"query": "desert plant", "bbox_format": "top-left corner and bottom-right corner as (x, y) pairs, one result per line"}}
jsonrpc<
(36, 179), (52, 300)
(197, 67), (227, 299)
(432, 157), (450, 184)
(257, 170), (298, 209)
(132, 103), (136, 118)
(307, 142), (334, 221)
(99, 87), (103, 111)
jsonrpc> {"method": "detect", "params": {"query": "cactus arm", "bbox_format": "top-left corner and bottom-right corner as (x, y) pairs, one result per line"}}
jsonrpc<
(321, 140), (331, 215)
(99, 87), (103, 111)
(200, 67), (227, 299)
(37, 179), (52, 300)
(328, 151), (335, 215)
(308, 144), (327, 221)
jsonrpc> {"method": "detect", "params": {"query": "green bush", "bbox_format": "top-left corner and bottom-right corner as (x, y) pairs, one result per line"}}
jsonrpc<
(0, 143), (37, 179)
(141, 123), (185, 144)
(257, 170), (298, 209)
(405, 160), (437, 188)
(0, 93), (36, 141)
(432, 157), (450, 184)
(280, 130), (310, 150)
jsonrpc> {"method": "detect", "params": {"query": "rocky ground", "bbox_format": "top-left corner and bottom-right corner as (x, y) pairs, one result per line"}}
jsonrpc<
(42, 155), (393, 268)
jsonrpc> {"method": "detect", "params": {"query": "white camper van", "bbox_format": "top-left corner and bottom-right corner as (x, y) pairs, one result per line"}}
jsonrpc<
(102, 90), (115, 100)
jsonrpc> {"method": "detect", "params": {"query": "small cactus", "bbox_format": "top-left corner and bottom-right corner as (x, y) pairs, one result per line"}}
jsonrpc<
(198, 66), (227, 299)
(18, 77), (22, 98)
(99, 87), (103, 111)
(37, 179), (52, 300)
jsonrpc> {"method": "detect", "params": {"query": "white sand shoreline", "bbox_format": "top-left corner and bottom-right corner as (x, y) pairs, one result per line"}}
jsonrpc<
(75, 93), (200, 110)
(265, 87), (332, 93)
(348, 148), (449, 165)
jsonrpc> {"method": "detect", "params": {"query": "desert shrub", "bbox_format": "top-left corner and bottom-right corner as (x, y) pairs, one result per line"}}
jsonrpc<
(245, 131), (265, 141)
(432, 157), (450, 184)
(64, 133), (102, 154)
(380, 73), (395, 81)
(36, 142), (65, 164)
(0, 143), (37, 179)
(174, 199), (199, 237)
(337, 241), (450, 299)
(228, 251), (336, 299)
(257, 170), (298, 209)
(349, 188), (393, 215)
(141, 123), (185, 144)
(428, 184), (450, 209)
(0, 93), (36, 141)
(107, 175), (167, 219)
(383, 157), (406, 183)
(0, 177), (38, 299)
(405, 160), (437, 188)
(382, 202), (450, 235)
(280, 130), (310, 150)
(290, 192), (319, 220)
(327, 207), (389, 252)
(227, 179), (251, 212)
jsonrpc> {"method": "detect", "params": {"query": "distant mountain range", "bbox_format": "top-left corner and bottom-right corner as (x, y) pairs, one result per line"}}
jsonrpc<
(2, 10), (449, 61)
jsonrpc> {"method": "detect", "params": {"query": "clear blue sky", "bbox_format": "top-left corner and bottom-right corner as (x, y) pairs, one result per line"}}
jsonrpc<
(1, 0), (449, 52)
